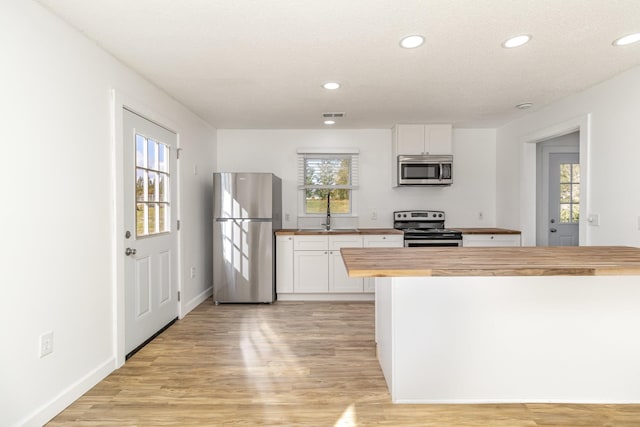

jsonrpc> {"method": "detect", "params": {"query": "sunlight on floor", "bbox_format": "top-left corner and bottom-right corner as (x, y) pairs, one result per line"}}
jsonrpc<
(334, 403), (357, 426)
(239, 314), (304, 406)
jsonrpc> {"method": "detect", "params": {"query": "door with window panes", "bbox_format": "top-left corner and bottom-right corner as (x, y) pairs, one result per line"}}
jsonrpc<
(123, 109), (178, 356)
(548, 153), (579, 246)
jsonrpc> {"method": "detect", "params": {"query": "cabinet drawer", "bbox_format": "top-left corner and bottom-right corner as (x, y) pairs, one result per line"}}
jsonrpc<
(329, 235), (363, 250)
(363, 234), (404, 247)
(462, 234), (521, 247)
(294, 235), (329, 251)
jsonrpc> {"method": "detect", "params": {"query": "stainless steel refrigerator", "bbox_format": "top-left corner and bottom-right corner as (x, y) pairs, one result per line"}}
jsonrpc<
(213, 172), (282, 303)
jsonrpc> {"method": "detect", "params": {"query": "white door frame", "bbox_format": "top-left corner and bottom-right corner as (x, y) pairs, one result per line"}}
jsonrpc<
(519, 114), (591, 247)
(110, 89), (182, 368)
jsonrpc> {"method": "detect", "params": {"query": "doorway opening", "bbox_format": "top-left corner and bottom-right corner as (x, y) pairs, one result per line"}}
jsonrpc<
(536, 132), (580, 246)
(519, 114), (590, 247)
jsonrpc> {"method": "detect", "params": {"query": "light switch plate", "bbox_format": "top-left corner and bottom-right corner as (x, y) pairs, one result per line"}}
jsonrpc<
(587, 214), (600, 226)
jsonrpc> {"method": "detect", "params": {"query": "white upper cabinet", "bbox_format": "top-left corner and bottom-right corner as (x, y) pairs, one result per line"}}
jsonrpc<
(396, 124), (426, 154)
(393, 124), (453, 155)
(392, 124), (453, 187)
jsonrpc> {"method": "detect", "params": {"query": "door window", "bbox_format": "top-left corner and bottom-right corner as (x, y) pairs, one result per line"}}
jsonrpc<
(559, 162), (579, 223)
(135, 134), (171, 236)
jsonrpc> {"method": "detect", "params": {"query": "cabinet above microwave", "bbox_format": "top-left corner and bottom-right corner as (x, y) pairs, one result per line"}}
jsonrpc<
(392, 124), (453, 187)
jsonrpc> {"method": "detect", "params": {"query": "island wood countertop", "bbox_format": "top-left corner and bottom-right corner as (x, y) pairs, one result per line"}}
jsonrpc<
(340, 246), (640, 277)
(276, 228), (403, 236)
(451, 227), (521, 234)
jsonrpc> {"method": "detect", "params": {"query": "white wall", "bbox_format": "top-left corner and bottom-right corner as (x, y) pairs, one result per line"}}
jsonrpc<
(216, 128), (496, 228)
(0, 2), (215, 426)
(497, 65), (640, 246)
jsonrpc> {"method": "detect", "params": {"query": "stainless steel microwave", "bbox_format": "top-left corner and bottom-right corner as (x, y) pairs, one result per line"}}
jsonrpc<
(397, 155), (453, 186)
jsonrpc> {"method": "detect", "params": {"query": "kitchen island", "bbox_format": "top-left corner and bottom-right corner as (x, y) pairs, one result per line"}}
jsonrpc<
(340, 246), (640, 404)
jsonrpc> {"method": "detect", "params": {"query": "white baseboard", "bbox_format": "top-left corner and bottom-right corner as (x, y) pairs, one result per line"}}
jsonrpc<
(20, 357), (116, 427)
(277, 293), (374, 301)
(181, 285), (213, 317)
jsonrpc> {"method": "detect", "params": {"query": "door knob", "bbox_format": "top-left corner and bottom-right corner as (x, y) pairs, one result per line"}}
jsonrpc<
(550, 228), (557, 233)
(125, 247), (137, 256)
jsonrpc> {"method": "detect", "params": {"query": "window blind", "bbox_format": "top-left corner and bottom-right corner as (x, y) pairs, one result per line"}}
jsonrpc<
(296, 148), (359, 190)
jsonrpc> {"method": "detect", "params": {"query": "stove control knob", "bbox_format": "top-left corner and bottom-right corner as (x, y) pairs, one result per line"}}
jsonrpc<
(439, 213), (443, 218)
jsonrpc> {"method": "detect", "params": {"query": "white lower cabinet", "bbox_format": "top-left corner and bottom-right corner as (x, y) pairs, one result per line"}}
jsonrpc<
(276, 235), (294, 293)
(329, 235), (364, 292)
(462, 234), (521, 247)
(277, 233), (402, 301)
(293, 235), (363, 294)
(362, 235), (404, 292)
(294, 250), (329, 292)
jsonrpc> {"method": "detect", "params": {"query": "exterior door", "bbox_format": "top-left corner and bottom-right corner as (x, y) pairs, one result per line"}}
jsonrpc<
(548, 153), (580, 246)
(123, 109), (178, 355)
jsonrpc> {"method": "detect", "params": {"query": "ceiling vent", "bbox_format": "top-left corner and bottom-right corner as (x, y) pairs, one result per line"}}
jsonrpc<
(322, 112), (345, 118)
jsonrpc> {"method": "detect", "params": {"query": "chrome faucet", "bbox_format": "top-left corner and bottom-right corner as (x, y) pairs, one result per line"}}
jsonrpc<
(324, 192), (331, 231)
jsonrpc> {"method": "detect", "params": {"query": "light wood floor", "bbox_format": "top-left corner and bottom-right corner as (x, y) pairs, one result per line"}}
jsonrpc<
(49, 301), (640, 426)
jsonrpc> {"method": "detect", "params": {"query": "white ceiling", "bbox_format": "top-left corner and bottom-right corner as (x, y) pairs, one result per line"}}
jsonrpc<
(38, 0), (640, 129)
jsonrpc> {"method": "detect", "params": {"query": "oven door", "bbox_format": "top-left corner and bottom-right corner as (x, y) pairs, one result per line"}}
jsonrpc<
(404, 239), (461, 247)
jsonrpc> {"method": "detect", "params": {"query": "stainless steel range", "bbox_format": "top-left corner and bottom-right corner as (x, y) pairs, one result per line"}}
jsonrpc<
(394, 210), (462, 247)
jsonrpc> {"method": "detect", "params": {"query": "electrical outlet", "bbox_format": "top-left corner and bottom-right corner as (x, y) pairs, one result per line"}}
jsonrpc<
(371, 211), (377, 220)
(285, 213), (291, 222)
(478, 212), (483, 220)
(190, 266), (196, 278)
(40, 332), (53, 358)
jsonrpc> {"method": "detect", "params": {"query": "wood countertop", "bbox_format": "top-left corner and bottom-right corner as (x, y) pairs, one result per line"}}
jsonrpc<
(276, 228), (403, 236)
(340, 246), (640, 277)
(452, 227), (521, 234)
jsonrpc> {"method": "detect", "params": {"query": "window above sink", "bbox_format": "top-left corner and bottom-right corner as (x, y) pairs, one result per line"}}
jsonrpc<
(297, 148), (359, 218)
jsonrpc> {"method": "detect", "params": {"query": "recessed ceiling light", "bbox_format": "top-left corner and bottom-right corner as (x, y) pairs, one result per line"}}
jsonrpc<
(400, 35), (425, 49)
(502, 34), (531, 48)
(613, 32), (640, 46)
(322, 82), (340, 90)
(324, 120), (336, 125)
(515, 102), (533, 110)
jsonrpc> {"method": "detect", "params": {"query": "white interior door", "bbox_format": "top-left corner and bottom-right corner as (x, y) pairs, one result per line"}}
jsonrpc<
(123, 109), (178, 356)
(548, 152), (580, 246)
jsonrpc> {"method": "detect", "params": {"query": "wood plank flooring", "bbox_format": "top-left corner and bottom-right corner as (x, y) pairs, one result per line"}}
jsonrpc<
(49, 301), (640, 426)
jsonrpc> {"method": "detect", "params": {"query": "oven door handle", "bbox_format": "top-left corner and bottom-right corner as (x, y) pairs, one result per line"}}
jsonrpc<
(404, 239), (462, 247)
